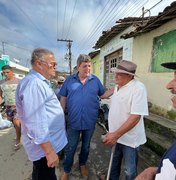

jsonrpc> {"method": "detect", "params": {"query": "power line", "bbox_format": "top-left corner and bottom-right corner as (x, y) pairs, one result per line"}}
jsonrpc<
(77, 0), (117, 49)
(1, 41), (32, 53)
(80, 0), (123, 49)
(77, 0), (112, 46)
(12, 0), (55, 46)
(61, 0), (68, 38)
(79, 0), (137, 52)
(65, 0), (79, 39)
(79, 0), (159, 52)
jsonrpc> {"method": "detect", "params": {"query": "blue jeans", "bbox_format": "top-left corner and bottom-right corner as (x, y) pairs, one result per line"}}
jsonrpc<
(63, 127), (95, 173)
(110, 143), (139, 180)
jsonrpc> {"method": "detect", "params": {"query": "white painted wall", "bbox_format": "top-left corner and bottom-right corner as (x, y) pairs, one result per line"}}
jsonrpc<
(9, 61), (30, 79)
(99, 26), (134, 83)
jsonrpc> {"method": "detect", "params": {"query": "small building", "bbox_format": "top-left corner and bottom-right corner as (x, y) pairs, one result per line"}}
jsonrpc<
(121, 1), (176, 114)
(94, 17), (152, 88)
(93, 1), (176, 117)
(89, 50), (100, 78)
(0, 54), (29, 80)
(9, 61), (29, 79)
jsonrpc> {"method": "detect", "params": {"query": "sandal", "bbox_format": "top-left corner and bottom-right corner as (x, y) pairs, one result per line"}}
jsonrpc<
(14, 142), (21, 150)
(98, 174), (106, 180)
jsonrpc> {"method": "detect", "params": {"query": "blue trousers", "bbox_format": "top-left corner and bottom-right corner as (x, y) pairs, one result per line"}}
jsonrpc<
(109, 143), (139, 180)
(63, 127), (95, 173)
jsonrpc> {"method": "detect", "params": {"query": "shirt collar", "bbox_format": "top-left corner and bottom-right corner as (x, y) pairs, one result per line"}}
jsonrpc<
(30, 69), (51, 86)
(73, 72), (94, 81)
(117, 79), (136, 90)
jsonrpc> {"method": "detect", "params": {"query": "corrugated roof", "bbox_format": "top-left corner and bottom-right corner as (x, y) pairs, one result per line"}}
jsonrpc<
(94, 16), (154, 49)
(89, 50), (100, 59)
(121, 1), (176, 39)
(94, 2), (176, 48)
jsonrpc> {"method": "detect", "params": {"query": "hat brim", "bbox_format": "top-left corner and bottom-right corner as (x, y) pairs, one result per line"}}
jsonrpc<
(111, 68), (137, 76)
(161, 62), (176, 70)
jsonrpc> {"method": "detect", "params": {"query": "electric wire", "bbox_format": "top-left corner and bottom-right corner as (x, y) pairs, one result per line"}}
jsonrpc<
(1, 41), (32, 53)
(80, 0), (163, 53)
(65, 0), (79, 39)
(77, 0), (112, 46)
(57, 0), (59, 39)
(77, 0), (121, 50)
(77, 0), (138, 51)
(80, 0), (145, 52)
(12, 0), (55, 46)
(104, 0), (148, 30)
(61, 0), (68, 38)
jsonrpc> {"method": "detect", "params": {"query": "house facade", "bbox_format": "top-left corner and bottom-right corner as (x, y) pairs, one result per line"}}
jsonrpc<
(93, 1), (176, 116)
(0, 55), (29, 80)
(9, 61), (29, 79)
(120, 2), (176, 113)
(99, 26), (134, 88)
(94, 17), (145, 88)
(89, 50), (101, 78)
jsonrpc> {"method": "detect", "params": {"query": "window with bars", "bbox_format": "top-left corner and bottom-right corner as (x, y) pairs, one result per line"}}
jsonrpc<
(104, 48), (123, 89)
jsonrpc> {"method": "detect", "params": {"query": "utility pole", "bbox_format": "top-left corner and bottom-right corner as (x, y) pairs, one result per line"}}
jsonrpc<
(2, 42), (5, 54)
(57, 39), (73, 75)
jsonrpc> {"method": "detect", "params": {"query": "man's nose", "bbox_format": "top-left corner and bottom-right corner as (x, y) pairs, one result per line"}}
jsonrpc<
(166, 81), (173, 90)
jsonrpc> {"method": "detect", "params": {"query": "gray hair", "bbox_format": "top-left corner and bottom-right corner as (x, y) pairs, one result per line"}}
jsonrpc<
(31, 48), (54, 65)
(77, 54), (91, 66)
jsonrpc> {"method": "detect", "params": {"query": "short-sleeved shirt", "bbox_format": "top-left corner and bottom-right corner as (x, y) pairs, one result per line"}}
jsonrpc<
(0, 78), (20, 106)
(155, 142), (176, 179)
(59, 73), (105, 130)
(108, 79), (149, 148)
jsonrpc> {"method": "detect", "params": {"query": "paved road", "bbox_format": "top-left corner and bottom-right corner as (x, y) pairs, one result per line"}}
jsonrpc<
(57, 124), (160, 180)
(0, 124), (160, 180)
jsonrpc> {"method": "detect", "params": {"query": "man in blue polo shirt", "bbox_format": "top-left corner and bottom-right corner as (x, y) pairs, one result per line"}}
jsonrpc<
(59, 54), (113, 179)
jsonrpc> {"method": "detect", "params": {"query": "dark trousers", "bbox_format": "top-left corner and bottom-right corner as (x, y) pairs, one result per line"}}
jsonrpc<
(32, 156), (57, 180)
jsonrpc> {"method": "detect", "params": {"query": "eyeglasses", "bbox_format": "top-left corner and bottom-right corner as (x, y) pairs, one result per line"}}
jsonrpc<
(40, 60), (57, 68)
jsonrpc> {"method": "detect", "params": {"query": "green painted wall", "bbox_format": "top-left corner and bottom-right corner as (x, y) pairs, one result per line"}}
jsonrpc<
(91, 54), (100, 78)
(0, 55), (10, 80)
(151, 29), (176, 73)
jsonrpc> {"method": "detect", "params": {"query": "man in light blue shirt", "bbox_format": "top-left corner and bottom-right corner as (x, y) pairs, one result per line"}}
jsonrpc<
(16, 48), (67, 180)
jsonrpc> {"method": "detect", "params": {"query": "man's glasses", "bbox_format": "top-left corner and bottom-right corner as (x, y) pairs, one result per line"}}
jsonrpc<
(40, 60), (57, 68)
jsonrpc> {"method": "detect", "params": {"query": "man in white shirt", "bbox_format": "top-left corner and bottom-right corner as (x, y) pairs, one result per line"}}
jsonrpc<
(103, 60), (148, 180)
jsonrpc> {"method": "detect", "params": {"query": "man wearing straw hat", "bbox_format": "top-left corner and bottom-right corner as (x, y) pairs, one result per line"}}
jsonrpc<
(102, 60), (148, 180)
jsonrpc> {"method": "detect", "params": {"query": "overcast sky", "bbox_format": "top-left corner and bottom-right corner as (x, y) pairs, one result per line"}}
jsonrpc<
(0, 0), (175, 72)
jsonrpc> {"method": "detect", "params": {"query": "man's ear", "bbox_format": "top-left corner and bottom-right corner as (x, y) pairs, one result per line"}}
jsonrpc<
(77, 65), (79, 71)
(35, 60), (43, 71)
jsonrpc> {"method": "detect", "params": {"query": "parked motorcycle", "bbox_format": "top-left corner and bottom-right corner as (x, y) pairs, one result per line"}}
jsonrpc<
(97, 99), (109, 132)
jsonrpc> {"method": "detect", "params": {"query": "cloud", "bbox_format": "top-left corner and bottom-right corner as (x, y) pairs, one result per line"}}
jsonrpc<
(0, 0), (175, 72)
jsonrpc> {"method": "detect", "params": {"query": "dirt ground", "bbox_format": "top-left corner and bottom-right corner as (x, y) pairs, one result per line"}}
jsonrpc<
(0, 127), (32, 180)
(0, 124), (160, 180)
(0, 125), (110, 180)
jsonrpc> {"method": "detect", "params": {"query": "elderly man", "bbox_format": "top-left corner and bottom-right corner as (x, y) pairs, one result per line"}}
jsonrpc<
(135, 61), (176, 180)
(102, 60), (149, 180)
(59, 54), (113, 179)
(16, 48), (67, 180)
